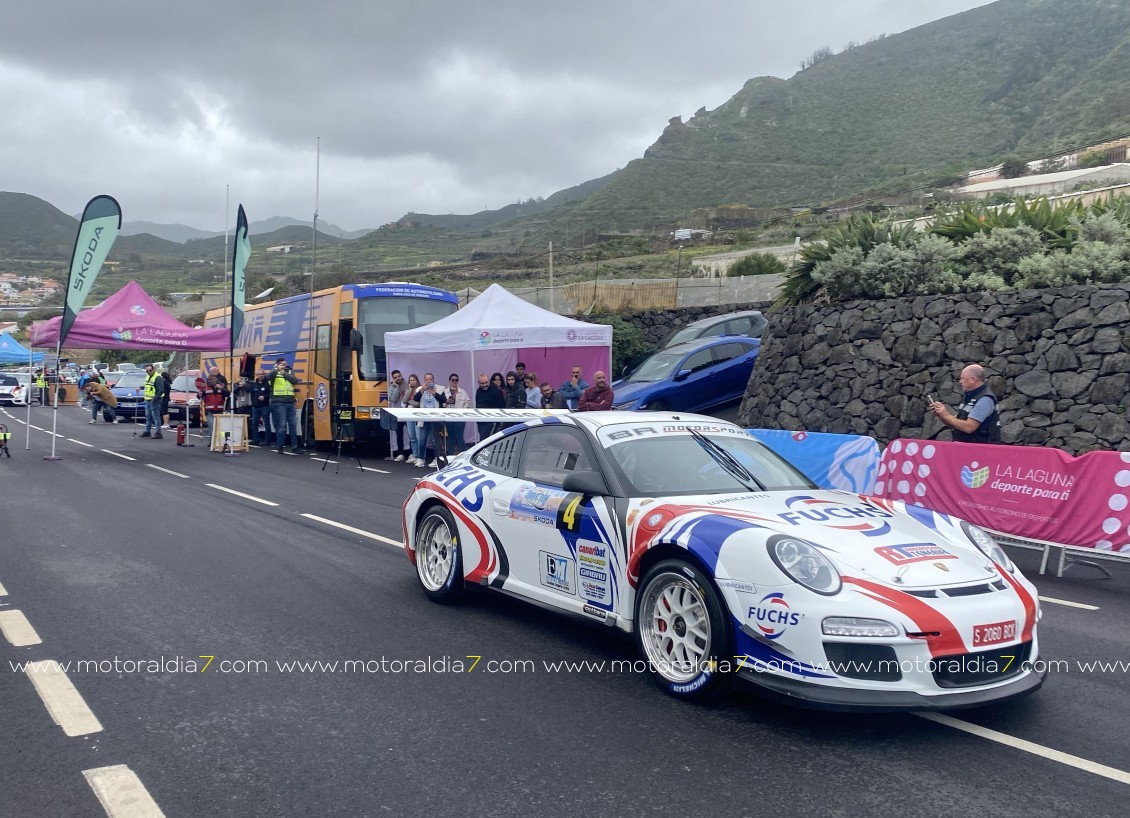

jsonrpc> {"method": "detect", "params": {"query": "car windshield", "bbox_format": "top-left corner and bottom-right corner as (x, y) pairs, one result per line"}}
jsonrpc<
(665, 327), (701, 347)
(603, 431), (814, 496)
(627, 350), (686, 383)
(115, 372), (148, 388)
(0, 375), (17, 386)
(171, 374), (195, 391)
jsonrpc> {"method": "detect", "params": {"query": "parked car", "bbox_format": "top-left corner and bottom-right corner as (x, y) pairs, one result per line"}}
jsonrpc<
(168, 369), (204, 427)
(611, 336), (759, 413)
(0, 372), (31, 406)
(404, 412), (1044, 709)
(657, 309), (767, 351)
(109, 371), (150, 422)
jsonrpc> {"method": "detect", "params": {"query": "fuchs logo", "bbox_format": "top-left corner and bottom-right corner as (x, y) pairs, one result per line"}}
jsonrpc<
(129, 304), (146, 316)
(478, 331), (492, 346)
(566, 329), (577, 342)
(875, 543), (957, 565)
(961, 462), (990, 489)
(778, 495), (892, 537)
(747, 592), (799, 640)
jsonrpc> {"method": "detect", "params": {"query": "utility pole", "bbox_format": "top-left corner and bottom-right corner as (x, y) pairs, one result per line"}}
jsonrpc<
(548, 241), (554, 312)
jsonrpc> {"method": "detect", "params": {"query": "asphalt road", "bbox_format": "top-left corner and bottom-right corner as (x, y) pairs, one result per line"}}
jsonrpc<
(3, 403), (1130, 817)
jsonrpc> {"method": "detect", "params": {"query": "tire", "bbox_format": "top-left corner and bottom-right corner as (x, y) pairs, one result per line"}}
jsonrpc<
(414, 505), (464, 603)
(647, 399), (671, 411)
(635, 559), (732, 700)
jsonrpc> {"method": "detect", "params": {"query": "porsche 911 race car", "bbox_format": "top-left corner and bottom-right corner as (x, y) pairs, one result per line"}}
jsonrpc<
(402, 412), (1045, 710)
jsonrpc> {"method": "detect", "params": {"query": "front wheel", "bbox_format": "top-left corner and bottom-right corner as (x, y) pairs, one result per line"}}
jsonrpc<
(414, 506), (464, 603)
(647, 399), (671, 411)
(635, 559), (732, 699)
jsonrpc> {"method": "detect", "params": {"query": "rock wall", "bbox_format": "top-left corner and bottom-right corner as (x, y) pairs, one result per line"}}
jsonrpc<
(737, 284), (1130, 454)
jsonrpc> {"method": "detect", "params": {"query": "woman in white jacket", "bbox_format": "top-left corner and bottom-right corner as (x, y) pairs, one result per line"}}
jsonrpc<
(443, 373), (472, 453)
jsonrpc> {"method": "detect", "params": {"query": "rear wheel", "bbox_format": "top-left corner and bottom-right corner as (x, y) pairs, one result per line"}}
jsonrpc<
(414, 506), (464, 602)
(635, 559), (732, 699)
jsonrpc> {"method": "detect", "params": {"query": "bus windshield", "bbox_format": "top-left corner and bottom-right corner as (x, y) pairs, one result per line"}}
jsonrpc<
(356, 296), (457, 380)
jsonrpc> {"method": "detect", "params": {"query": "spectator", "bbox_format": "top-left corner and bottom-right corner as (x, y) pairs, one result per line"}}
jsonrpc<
(387, 369), (411, 461)
(539, 382), (568, 410)
(34, 370), (47, 405)
(524, 373), (541, 408)
(414, 372), (447, 467)
(249, 370), (273, 445)
(443, 373), (471, 454)
(490, 372), (507, 404)
(505, 371), (525, 409)
(201, 379), (230, 425)
(474, 373), (505, 442)
(514, 361), (527, 382)
(140, 363), (164, 439)
(207, 366), (229, 389)
(160, 370), (173, 429)
(404, 374), (424, 465)
(578, 371), (614, 411)
(85, 380), (117, 424)
(270, 356), (301, 454)
(78, 369), (90, 407)
(929, 364), (1002, 444)
(559, 365), (589, 410)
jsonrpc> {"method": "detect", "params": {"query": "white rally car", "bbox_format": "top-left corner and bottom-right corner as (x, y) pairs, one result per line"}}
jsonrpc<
(402, 412), (1044, 710)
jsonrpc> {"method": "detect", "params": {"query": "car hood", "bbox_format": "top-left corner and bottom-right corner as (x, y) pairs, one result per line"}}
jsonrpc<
(609, 378), (659, 406)
(637, 489), (998, 588)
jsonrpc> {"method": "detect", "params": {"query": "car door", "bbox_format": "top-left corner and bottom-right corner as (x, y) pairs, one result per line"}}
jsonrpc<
(709, 340), (759, 404)
(484, 425), (623, 618)
(672, 346), (725, 411)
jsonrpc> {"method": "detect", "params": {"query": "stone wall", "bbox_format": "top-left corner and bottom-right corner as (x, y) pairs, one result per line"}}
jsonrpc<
(737, 284), (1130, 454)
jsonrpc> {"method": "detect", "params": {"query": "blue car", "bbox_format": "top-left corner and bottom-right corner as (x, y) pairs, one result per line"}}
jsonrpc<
(109, 371), (149, 422)
(611, 336), (760, 412)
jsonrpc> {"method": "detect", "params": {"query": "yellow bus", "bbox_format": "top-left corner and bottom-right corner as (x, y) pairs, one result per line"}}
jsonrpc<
(204, 283), (458, 445)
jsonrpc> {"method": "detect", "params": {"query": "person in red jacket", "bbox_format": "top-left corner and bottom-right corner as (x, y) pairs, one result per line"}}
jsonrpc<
(578, 371), (614, 412)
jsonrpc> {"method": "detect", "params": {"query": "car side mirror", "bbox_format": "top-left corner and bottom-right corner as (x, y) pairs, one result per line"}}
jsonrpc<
(349, 329), (364, 352)
(561, 470), (609, 497)
(673, 369), (692, 381)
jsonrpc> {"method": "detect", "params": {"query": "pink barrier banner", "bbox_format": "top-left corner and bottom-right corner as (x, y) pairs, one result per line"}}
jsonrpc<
(873, 439), (1130, 552)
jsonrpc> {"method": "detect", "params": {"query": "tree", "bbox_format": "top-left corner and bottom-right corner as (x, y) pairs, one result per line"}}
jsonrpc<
(589, 315), (648, 376)
(1000, 155), (1028, 179)
(728, 253), (785, 277)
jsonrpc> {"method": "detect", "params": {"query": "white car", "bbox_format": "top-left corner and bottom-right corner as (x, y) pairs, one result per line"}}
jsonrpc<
(402, 412), (1045, 710)
(0, 372), (31, 406)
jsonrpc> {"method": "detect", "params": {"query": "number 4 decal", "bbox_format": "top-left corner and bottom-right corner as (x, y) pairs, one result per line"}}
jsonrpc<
(556, 493), (584, 532)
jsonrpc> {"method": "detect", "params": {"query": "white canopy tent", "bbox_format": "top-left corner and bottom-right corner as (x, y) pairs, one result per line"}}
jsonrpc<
(386, 284), (612, 440)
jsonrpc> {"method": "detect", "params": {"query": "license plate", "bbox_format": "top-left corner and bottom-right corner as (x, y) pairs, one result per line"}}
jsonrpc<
(972, 620), (1016, 647)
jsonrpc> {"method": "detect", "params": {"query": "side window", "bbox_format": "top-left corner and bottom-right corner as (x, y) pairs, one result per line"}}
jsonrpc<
(711, 341), (748, 364)
(473, 431), (522, 477)
(725, 316), (753, 335)
(700, 321), (727, 338)
(682, 349), (716, 374)
(518, 426), (596, 487)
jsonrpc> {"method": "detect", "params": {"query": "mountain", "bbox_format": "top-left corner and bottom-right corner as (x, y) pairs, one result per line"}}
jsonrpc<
(119, 216), (372, 243)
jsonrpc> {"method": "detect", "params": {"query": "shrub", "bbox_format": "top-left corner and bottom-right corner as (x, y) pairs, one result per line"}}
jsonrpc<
(589, 315), (649, 376)
(728, 252), (785, 276)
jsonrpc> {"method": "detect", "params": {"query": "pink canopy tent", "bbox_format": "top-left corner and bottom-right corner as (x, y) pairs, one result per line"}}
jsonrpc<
(30, 280), (229, 351)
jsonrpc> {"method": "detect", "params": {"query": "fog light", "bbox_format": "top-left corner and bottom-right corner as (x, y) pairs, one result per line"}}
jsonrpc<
(822, 617), (899, 638)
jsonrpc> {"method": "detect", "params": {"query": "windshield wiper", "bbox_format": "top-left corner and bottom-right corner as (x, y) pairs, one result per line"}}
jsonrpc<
(688, 429), (767, 492)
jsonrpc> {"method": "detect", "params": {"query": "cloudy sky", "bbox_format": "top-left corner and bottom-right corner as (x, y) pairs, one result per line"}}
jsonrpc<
(1, 1), (995, 232)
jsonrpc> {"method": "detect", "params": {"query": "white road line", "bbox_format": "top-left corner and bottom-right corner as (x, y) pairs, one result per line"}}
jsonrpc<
(24, 660), (103, 736)
(13, 417), (26, 424)
(0, 609), (43, 646)
(68, 438), (94, 447)
(360, 466), (391, 474)
(206, 483), (278, 506)
(300, 513), (402, 548)
(102, 449), (137, 461)
(146, 464), (189, 479)
(83, 765), (165, 817)
(1038, 595), (1099, 611)
(920, 713), (1130, 785)
(30, 424), (45, 431)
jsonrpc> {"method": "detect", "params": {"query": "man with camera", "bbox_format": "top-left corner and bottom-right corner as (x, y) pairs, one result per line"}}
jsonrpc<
(928, 363), (1002, 444)
(414, 372), (447, 468)
(271, 356), (301, 454)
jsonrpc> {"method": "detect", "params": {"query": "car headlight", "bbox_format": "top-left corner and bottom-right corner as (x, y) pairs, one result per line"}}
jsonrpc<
(962, 522), (1013, 573)
(822, 617), (899, 638)
(768, 535), (842, 596)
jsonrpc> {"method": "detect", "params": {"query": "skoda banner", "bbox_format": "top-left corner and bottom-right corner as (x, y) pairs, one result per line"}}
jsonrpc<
(230, 203), (250, 346)
(61, 195), (122, 345)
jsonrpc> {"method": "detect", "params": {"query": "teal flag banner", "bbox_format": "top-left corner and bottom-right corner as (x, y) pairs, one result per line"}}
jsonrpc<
(230, 203), (250, 346)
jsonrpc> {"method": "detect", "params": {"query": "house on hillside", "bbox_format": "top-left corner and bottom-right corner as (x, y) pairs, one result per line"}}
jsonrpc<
(957, 164), (1130, 199)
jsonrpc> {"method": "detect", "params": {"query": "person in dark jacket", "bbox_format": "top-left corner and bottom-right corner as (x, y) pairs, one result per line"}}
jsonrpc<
(578, 371), (614, 412)
(539, 382), (568, 410)
(929, 364), (1002, 443)
(474, 373), (506, 441)
(160, 371), (173, 429)
(505, 371), (526, 409)
(249, 371), (273, 445)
